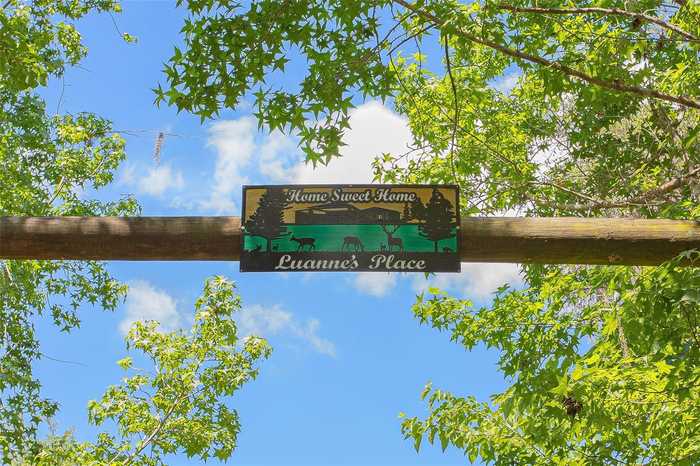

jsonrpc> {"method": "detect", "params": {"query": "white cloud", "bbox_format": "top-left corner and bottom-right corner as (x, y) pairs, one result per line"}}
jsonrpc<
(237, 304), (292, 336)
(118, 284), (335, 357)
(202, 117), (257, 213)
(352, 263), (523, 300)
(294, 319), (337, 357)
(491, 72), (521, 95)
(353, 272), (398, 297)
(259, 130), (299, 183)
(119, 281), (182, 335)
(185, 101), (411, 212)
(293, 101), (413, 183)
(119, 163), (136, 186)
(137, 164), (184, 196)
(412, 263), (523, 300)
(119, 163), (184, 197)
(237, 304), (336, 357)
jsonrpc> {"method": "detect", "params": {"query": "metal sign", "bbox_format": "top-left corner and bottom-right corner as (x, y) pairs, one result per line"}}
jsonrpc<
(240, 184), (460, 272)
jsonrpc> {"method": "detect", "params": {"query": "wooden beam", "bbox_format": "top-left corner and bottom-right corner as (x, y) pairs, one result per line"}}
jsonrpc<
(0, 216), (698, 265)
(458, 217), (700, 265)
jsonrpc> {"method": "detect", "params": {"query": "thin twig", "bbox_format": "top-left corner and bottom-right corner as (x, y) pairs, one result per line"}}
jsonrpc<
(40, 352), (88, 367)
(56, 76), (66, 115)
(443, 34), (459, 183)
(46, 177), (66, 206)
(108, 12), (123, 38)
(616, 314), (633, 359)
(533, 181), (601, 203)
(2, 261), (13, 285)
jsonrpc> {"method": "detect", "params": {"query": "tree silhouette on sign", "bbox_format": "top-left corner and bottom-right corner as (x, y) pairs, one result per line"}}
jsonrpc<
(418, 188), (455, 252)
(244, 188), (290, 252)
(409, 196), (425, 222)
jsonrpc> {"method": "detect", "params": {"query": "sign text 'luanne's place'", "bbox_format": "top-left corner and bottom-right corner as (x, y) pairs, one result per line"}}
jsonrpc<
(240, 185), (460, 273)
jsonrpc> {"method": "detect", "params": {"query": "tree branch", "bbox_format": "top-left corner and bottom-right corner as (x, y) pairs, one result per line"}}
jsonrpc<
(537, 165), (700, 211)
(391, 0), (700, 110)
(616, 314), (633, 359)
(443, 35), (459, 182)
(535, 181), (602, 204)
(2, 261), (13, 285)
(632, 165), (700, 202)
(46, 177), (66, 206)
(118, 390), (192, 466)
(497, 4), (700, 43)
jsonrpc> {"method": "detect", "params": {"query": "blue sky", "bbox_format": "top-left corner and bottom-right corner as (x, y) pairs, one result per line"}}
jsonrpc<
(33, 2), (523, 464)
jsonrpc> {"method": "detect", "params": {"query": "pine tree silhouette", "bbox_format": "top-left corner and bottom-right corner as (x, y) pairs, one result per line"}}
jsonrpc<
(418, 188), (455, 252)
(410, 196), (426, 222)
(245, 188), (290, 252)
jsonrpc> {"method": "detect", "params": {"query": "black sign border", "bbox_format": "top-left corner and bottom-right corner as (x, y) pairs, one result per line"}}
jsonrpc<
(240, 184), (461, 273)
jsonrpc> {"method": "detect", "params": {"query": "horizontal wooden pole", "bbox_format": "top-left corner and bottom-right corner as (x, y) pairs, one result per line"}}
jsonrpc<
(0, 216), (699, 265)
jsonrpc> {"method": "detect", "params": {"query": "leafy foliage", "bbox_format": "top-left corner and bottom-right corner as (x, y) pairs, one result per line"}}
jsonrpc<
(157, 0), (397, 165)
(2, 2), (273, 465)
(404, 252), (700, 464)
(25, 277), (271, 465)
(162, 0), (700, 463)
(0, 0), (122, 94)
(0, 0), (138, 461)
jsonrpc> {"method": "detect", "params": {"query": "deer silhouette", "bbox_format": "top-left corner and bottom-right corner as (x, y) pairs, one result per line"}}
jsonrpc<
(272, 244), (279, 251)
(291, 235), (316, 251)
(341, 236), (364, 252)
(379, 244), (386, 252)
(442, 246), (453, 253)
(250, 243), (263, 253)
(380, 224), (404, 252)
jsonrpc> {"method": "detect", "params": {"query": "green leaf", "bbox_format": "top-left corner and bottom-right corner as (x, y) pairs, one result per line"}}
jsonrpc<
(116, 357), (132, 370)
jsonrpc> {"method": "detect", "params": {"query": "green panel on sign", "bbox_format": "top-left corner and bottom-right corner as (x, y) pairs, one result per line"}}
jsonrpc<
(240, 185), (460, 272)
(243, 225), (458, 253)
